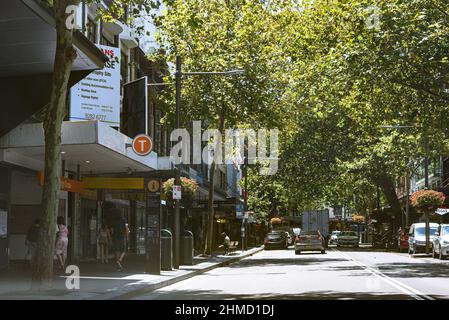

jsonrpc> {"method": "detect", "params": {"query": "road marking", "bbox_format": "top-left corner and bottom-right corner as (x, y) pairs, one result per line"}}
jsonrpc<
(332, 249), (434, 300)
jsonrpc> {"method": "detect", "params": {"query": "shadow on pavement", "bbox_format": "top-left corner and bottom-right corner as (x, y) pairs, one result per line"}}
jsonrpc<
(145, 289), (422, 300)
(228, 257), (347, 268)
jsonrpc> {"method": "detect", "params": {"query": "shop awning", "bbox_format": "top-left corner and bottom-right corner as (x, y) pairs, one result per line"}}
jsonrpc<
(0, 0), (108, 137)
(0, 121), (158, 175)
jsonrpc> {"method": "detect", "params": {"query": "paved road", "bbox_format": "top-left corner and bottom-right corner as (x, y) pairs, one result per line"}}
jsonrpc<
(133, 246), (449, 300)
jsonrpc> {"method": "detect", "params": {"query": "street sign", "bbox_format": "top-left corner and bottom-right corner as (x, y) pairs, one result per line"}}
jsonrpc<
(173, 185), (182, 200)
(132, 134), (153, 156)
(147, 179), (160, 193)
(145, 178), (161, 275)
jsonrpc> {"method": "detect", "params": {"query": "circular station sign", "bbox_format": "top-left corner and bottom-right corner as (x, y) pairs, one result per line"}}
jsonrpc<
(147, 179), (160, 193)
(132, 134), (153, 156)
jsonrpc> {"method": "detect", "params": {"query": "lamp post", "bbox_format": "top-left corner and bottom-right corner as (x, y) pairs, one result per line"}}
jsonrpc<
(172, 56), (244, 266)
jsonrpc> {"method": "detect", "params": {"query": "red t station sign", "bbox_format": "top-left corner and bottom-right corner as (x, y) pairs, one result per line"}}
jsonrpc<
(132, 134), (153, 156)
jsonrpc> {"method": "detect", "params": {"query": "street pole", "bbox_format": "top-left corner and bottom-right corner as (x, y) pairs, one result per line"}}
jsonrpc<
(173, 56), (181, 268)
(405, 169), (410, 228)
(243, 150), (248, 251)
(424, 135), (430, 255)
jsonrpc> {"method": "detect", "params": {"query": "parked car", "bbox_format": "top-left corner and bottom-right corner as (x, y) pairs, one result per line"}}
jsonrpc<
(294, 230), (325, 254)
(432, 224), (449, 260)
(408, 222), (439, 255)
(264, 231), (288, 250)
(337, 231), (359, 248)
(329, 231), (341, 245)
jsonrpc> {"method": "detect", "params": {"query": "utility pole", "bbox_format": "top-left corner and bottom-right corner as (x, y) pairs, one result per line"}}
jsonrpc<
(173, 56), (181, 269)
(405, 168), (410, 228)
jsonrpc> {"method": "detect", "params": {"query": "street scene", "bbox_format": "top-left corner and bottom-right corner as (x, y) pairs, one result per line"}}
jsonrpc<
(1, 0), (449, 304)
(133, 247), (449, 300)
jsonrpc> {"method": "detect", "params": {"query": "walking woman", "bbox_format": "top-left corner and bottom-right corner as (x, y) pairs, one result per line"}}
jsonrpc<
(55, 216), (69, 270)
(98, 223), (111, 263)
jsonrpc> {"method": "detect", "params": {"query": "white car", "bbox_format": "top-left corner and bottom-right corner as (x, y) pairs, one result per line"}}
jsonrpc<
(408, 222), (439, 255)
(329, 231), (341, 245)
(433, 224), (449, 260)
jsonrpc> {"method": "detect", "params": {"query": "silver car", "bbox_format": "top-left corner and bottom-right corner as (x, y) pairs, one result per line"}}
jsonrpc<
(294, 230), (325, 254)
(337, 231), (359, 248)
(433, 224), (449, 260)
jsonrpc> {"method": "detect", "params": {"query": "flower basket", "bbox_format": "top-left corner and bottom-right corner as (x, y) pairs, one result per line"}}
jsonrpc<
(410, 189), (445, 211)
(162, 177), (198, 206)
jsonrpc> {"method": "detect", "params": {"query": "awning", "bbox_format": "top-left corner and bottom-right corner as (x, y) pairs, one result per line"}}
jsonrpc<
(0, 121), (158, 175)
(0, 0), (108, 137)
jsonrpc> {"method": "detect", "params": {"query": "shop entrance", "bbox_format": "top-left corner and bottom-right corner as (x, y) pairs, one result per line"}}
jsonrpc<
(81, 199), (97, 259)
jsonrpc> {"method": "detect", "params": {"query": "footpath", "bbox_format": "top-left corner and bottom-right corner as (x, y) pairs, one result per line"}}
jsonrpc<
(0, 246), (263, 300)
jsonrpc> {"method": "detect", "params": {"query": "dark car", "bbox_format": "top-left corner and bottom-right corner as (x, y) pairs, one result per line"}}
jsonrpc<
(264, 231), (288, 250)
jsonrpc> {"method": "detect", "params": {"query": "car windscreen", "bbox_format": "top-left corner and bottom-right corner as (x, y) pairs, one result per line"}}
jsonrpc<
(267, 234), (282, 240)
(443, 226), (449, 235)
(340, 232), (357, 236)
(332, 231), (341, 235)
(415, 227), (438, 236)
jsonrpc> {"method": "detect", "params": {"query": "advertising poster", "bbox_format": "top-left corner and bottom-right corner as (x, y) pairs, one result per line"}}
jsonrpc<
(70, 45), (121, 127)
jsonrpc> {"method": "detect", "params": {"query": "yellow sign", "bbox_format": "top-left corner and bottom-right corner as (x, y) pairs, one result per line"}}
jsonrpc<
(147, 180), (160, 192)
(82, 177), (144, 190)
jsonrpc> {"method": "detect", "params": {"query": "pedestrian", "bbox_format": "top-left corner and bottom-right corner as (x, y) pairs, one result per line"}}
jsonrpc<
(219, 232), (231, 255)
(25, 219), (40, 268)
(98, 223), (111, 264)
(111, 209), (129, 271)
(55, 216), (69, 270)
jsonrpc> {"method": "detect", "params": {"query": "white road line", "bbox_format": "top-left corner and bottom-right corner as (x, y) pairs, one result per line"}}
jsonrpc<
(333, 249), (434, 300)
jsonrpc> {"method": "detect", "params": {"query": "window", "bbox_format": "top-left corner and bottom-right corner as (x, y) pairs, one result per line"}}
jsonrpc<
(86, 18), (97, 43)
(121, 52), (129, 84)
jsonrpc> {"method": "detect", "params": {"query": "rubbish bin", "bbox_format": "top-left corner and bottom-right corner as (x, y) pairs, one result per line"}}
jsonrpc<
(161, 229), (173, 271)
(180, 230), (194, 265)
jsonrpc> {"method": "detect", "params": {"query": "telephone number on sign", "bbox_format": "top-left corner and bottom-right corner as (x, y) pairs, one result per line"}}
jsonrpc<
(85, 113), (106, 121)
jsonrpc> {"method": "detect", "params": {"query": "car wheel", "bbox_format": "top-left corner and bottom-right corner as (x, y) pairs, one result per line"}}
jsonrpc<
(321, 250), (326, 254)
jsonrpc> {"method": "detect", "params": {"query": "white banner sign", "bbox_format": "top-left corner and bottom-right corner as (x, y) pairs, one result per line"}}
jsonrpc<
(70, 45), (121, 127)
(435, 208), (449, 216)
(173, 185), (182, 200)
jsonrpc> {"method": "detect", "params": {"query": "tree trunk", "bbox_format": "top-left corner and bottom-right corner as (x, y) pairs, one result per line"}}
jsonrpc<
(204, 105), (226, 255)
(375, 172), (403, 223)
(32, 0), (77, 289)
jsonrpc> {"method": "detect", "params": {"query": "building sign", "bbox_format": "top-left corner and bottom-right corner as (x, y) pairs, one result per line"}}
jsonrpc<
(38, 172), (84, 193)
(132, 134), (153, 156)
(70, 45), (121, 127)
(436, 208), (449, 215)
